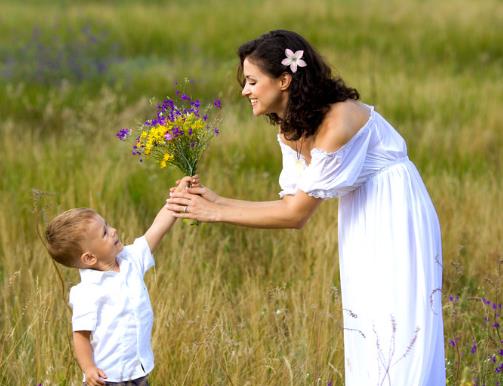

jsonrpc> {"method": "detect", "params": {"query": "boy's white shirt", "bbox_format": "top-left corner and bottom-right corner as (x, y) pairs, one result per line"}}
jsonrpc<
(69, 236), (155, 382)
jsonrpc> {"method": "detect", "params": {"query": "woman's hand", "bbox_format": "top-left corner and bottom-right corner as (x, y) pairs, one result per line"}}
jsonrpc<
(170, 175), (221, 203)
(167, 190), (220, 222)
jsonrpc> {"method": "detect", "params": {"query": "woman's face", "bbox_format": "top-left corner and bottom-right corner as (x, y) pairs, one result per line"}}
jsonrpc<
(241, 58), (289, 117)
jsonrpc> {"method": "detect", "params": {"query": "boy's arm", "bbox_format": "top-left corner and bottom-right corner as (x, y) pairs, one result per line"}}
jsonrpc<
(144, 176), (192, 252)
(73, 331), (107, 386)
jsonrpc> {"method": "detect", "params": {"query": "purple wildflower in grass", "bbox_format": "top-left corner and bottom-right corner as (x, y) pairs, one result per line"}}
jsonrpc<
(327, 382), (333, 386)
(496, 362), (503, 373)
(493, 322), (500, 329)
(491, 354), (497, 363)
(203, 114), (208, 121)
(471, 341), (477, 354)
(213, 98), (222, 109)
(449, 339), (458, 347)
(164, 132), (173, 141)
(181, 93), (191, 101)
(499, 349), (503, 356)
(214, 127), (220, 135)
(116, 128), (130, 140)
(188, 128), (193, 135)
(448, 294), (459, 303)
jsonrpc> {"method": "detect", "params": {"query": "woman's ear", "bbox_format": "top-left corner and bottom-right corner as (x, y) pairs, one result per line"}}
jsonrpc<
(80, 251), (97, 267)
(279, 72), (292, 91)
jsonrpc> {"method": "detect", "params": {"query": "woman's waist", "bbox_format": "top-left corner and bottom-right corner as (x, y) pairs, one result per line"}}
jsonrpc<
(359, 156), (411, 180)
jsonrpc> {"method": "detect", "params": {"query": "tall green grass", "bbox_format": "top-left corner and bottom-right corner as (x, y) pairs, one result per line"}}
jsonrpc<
(1, 0), (502, 384)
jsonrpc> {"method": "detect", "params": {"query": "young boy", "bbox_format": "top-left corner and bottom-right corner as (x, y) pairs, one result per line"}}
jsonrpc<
(45, 177), (192, 386)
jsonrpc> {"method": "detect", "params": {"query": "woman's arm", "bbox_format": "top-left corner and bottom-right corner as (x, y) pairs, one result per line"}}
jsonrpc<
(167, 190), (322, 229)
(171, 176), (283, 209)
(73, 331), (107, 386)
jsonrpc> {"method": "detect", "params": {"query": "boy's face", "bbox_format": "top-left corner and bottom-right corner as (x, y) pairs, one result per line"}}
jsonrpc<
(81, 215), (123, 269)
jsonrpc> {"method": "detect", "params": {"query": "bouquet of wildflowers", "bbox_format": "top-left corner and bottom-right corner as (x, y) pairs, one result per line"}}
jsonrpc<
(117, 79), (222, 177)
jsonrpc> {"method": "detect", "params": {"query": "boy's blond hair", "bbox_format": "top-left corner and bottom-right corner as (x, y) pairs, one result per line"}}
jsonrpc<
(45, 208), (98, 268)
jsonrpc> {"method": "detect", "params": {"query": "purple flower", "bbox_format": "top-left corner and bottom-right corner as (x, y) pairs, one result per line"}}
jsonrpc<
(496, 362), (503, 373)
(493, 322), (500, 329)
(449, 339), (458, 347)
(116, 128), (130, 140)
(171, 127), (184, 137)
(203, 114), (208, 121)
(213, 127), (220, 136)
(181, 93), (191, 101)
(164, 132), (173, 141)
(188, 128), (193, 135)
(471, 341), (477, 354)
(213, 98), (222, 109)
(499, 349), (503, 356)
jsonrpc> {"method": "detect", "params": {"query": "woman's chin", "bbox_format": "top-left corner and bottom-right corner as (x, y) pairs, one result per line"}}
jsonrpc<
(251, 107), (264, 116)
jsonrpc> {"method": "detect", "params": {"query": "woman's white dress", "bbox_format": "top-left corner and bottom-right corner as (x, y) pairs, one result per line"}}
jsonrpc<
(278, 105), (445, 385)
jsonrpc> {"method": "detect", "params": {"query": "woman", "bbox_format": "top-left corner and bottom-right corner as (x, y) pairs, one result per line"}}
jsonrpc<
(167, 30), (445, 385)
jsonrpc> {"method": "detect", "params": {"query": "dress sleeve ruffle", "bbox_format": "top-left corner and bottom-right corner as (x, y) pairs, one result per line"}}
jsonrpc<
(298, 125), (372, 199)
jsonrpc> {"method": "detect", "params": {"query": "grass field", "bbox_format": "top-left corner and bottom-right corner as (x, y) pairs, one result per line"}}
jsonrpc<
(0, 0), (502, 384)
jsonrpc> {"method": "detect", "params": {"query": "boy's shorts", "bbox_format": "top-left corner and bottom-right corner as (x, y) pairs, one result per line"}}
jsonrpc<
(84, 375), (149, 386)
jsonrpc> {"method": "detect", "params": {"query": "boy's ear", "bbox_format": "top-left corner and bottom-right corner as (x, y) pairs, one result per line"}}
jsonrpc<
(279, 72), (292, 91)
(80, 251), (97, 267)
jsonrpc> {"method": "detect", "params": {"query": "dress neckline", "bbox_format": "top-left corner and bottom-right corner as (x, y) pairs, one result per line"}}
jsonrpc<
(277, 104), (375, 161)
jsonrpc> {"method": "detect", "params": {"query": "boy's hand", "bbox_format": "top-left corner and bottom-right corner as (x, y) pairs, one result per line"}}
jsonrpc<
(172, 175), (200, 193)
(170, 174), (220, 204)
(84, 366), (107, 386)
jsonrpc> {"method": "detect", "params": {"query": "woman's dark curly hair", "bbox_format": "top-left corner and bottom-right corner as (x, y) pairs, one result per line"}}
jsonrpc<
(237, 30), (359, 140)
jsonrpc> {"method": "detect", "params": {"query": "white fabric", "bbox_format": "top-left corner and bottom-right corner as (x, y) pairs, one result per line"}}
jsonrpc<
(278, 105), (446, 385)
(69, 236), (155, 382)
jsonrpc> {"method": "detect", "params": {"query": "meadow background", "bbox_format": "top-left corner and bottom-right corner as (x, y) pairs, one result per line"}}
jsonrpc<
(0, 0), (502, 385)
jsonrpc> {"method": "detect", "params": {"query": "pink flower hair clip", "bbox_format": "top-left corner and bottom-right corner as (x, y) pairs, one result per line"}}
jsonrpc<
(281, 49), (307, 73)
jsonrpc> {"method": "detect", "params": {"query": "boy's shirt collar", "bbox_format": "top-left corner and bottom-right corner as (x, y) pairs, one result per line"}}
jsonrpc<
(79, 250), (129, 284)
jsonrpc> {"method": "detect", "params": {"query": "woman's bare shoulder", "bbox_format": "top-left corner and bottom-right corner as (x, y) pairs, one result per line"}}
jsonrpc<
(314, 100), (370, 153)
